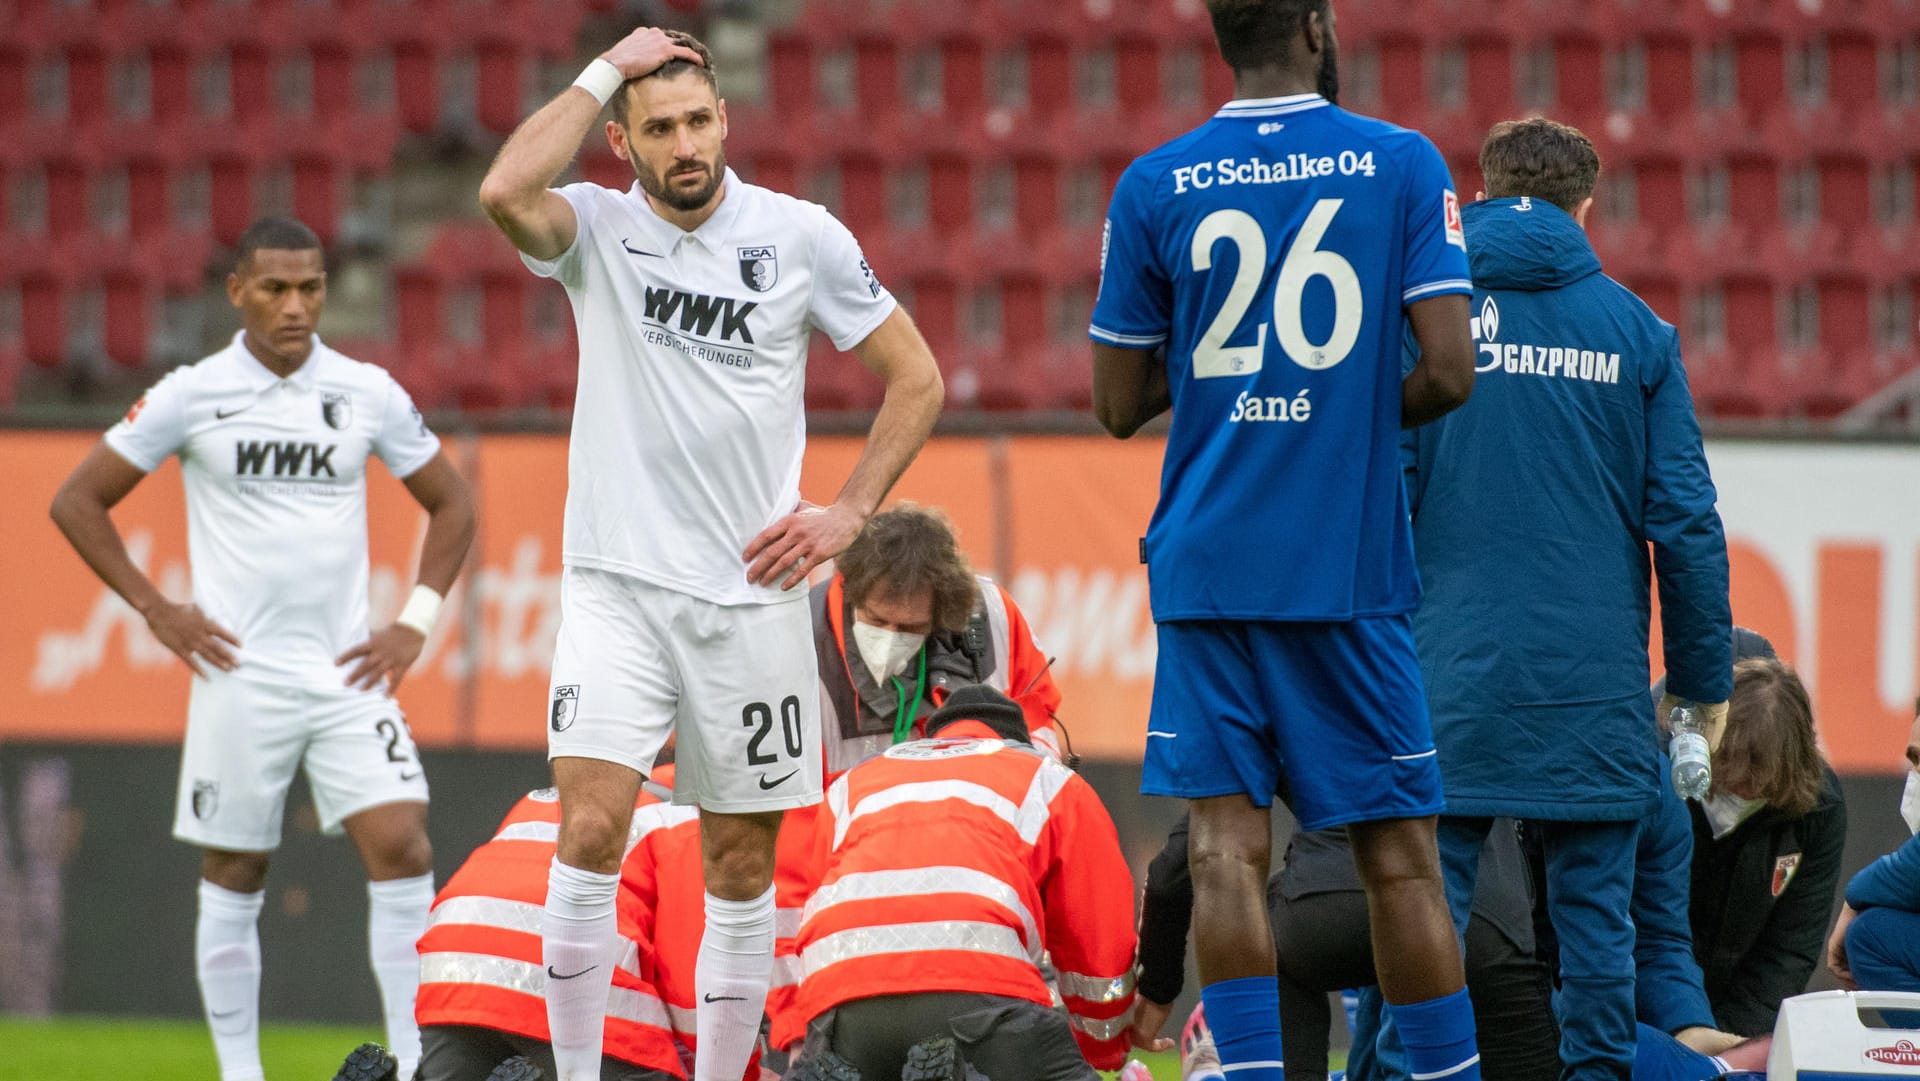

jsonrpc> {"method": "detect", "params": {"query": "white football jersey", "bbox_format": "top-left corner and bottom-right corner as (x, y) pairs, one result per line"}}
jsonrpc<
(523, 168), (896, 606)
(105, 333), (441, 687)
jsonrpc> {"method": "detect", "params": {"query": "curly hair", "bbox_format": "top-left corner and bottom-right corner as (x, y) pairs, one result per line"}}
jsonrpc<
(1713, 657), (1827, 816)
(836, 503), (981, 635)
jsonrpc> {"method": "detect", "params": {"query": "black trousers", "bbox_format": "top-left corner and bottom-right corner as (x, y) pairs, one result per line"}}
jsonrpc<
(795, 992), (1099, 1081)
(416, 1024), (678, 1081)
(1267, 884), (1561, 1081)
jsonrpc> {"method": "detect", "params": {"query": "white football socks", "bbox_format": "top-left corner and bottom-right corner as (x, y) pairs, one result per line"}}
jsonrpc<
(544, 857), (622, 1081)
(694, 887), (775, 1081)
(196, 879), (265, 1081)
(367, 873), (434, 1078)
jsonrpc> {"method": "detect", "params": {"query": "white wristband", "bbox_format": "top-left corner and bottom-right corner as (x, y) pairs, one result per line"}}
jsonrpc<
(396, 585), (443, 638)
(573, 58), (625, 107)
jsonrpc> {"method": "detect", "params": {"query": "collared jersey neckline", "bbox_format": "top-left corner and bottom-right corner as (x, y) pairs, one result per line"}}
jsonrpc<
(619, 167), (747, 255)
(1214, 94), (1331, 118)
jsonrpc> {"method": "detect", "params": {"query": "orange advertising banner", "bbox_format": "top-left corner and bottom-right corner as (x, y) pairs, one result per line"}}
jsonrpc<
(3, 432), (1916, 772)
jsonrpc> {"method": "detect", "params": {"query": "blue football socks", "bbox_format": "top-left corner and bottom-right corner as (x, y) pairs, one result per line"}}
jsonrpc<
(1201, 976), (1286, 1081)
(1393, 988), (1482, 1081)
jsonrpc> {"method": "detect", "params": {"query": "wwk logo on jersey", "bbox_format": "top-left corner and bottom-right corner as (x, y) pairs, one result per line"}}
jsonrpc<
(642, 287), (758, 344)
(235, 440), (339, 478)
(738, 246), (778, 292)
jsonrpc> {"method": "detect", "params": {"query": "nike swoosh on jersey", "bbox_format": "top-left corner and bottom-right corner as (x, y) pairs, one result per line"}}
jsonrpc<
(758, 770), (799, 790)
(215, 404), (256, 419)
(1146, 731), (1178, 739)
(621, 238), (663, 257)
(399, 769), (422, 781)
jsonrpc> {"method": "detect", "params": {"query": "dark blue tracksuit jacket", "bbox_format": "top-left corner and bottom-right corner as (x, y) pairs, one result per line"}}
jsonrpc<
(1404, 198), (1734, 821)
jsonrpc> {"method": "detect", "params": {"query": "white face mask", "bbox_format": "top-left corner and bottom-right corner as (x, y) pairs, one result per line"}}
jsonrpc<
(1700, 791), (1768, 840)
(1901, 771), (1920, 836)
(851, 621), (927, 687)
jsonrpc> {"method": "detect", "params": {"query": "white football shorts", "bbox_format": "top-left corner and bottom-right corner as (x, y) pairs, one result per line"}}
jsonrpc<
(546, 565), (824, 813)
(174, 670), (429, 851)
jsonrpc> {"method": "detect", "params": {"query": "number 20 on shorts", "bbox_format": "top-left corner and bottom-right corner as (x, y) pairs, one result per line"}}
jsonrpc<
(1189, 197), (1362, 379)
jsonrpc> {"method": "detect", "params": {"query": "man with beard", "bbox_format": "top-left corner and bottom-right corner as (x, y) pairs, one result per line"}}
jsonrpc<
(478, 27), (944, 1081)
(1088, 3), (1480, 1081)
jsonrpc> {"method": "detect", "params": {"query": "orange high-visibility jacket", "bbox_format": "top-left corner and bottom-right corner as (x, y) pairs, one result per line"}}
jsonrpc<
(765, 800), (824, 1053)
(414, 771), (687, 1076)
(813, 574), (1065, 774)
(788, 721), (1140, 1070)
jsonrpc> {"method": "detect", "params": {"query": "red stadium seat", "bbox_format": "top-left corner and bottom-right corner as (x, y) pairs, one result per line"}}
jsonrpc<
(0, 45), (24, 126)
(21, 272), (67, 368)
(103, 271), (150, 368)
(1551, 31), (1608, 128)
(1643, 33), (1693, 121)
(475, 36), (527, 136)
(394, 39), (439, 134)
(207, 151), (257, 247)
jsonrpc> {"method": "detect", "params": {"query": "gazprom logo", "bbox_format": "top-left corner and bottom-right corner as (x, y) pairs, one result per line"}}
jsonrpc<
(1471, 296), (1503, 372)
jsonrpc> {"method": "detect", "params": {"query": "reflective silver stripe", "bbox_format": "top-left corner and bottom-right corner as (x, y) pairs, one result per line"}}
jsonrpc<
(802, 867), (1041, 957)
(667, 1002), (696, 1037)
(429, 895), (542, 935)
(1067, 1004), (1134, 1041)
(775, 906), (805, 939)
(772, 951), (804, 989)
(802, 920), (1029, 979)
(838, 780), (1044, 848)
(1030, 726), (1063, 762)
(827, 774), (853, 847)
(427, 897), (640, 977)
(976, 577), (1013, 693)
(1016, 760), (1074, 844)
(418, 952), (668, 1028)
(1055, 967), (1135, 1004)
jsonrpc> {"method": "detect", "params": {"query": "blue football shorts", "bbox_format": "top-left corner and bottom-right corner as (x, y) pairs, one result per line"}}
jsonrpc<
(1143, 614), (1444, 831)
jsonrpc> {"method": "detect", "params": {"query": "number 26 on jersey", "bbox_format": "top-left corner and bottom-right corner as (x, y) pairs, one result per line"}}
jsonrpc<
(1190, 198), (1361, 379)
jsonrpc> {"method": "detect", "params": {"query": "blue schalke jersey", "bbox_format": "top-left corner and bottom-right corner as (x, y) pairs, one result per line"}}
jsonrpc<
(1091, 95), (1471, 621)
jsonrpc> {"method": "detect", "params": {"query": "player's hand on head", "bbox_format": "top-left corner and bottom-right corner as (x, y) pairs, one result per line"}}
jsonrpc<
(144, 601), (241, 678)
(601, 26), (703, 80)
(336, 624), (428, 694)
(1126, 998), (1175, 1052)
(743, 499), (864, 591)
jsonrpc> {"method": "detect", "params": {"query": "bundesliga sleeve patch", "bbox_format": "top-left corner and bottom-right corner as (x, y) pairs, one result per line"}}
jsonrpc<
(1444, 189), (1466, 249)
(124, 393), (147, 423)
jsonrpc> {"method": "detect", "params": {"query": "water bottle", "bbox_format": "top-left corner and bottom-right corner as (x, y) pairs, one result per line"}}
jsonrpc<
(1669, 703), (1712, 800)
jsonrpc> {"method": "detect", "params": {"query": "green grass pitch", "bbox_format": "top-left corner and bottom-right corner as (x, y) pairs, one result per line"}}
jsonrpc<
(0, 1018), (1190, 1080)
